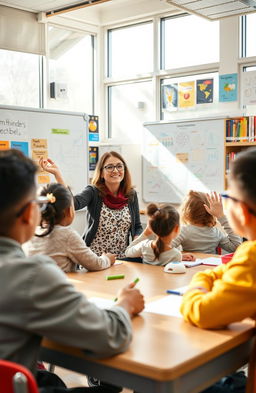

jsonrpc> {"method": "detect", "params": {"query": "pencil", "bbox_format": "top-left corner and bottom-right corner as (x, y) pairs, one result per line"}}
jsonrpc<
(106, 274), (125, 280)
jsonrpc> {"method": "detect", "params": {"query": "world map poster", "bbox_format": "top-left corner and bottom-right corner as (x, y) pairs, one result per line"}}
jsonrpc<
(196, 79), (214, 104)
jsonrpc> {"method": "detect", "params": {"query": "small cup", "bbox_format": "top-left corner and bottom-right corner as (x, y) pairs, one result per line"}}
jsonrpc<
(164, 261), (186, 274)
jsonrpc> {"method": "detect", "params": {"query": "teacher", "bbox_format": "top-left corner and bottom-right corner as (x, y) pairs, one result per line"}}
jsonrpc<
(39, 151), (143, 258)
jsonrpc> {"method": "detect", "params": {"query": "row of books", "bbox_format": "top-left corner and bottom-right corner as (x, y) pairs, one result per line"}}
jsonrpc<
(226, 152), (238, 173)
(225, 116), (256, 142)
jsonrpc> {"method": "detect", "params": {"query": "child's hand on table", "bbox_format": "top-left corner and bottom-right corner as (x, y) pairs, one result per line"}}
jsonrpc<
(115, 282), (145, 317)
(104, 253), (116, 265)
(182, 253), (196, 261)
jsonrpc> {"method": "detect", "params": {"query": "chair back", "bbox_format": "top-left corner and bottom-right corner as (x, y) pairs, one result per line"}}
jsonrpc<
(0, 360), (39, 393)
(246, 337), (256, 393)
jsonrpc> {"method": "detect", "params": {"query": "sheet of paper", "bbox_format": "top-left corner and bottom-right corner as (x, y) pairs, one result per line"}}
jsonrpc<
(144, 295), (183, 318)
(184, 260), (202, 268)
(89, 297), (114, 309)
(198, 257), (221, 266)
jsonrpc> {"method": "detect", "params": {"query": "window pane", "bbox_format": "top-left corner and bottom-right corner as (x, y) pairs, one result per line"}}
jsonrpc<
(108, 22), (153, 78)
(242, 14), (256, 57)
(162, 15), (219, 69)
(108, 81), (153, 142)
(47, 26), (94, 113)
(0, 49), (39, 107)
(161, 72), (218, 120)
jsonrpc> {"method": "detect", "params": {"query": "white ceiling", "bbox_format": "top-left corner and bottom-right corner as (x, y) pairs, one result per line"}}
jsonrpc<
(0, 0), (178, 24)
(0, 0), (94, 12)
(165, 0), (256, 20)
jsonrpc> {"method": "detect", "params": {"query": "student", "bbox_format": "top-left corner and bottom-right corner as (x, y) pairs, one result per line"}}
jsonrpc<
(39, 152), (143, 258)
(180, 148), (256, 392)
(125, 203), (194, 265)
(172, 190), (242, 254)
(27, 183), (116, 273)
(0, 149), (144, 393)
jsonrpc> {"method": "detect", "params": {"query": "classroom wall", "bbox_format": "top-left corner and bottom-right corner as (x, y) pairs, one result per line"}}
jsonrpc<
(1, 6), (255, 220)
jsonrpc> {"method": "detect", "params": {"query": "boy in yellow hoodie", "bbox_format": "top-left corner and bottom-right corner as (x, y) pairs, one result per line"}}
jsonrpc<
(180, 148), (256, 392)
(181, 147), (256, 328)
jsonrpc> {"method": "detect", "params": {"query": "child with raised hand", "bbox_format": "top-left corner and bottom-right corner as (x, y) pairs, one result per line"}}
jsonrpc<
(171, 190), (242, 254)
(125, 203), (194, 265)
(27, 183), (116, 272)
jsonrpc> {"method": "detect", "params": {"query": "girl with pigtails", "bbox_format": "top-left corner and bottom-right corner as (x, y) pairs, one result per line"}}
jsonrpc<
(125, 203), (194, 265)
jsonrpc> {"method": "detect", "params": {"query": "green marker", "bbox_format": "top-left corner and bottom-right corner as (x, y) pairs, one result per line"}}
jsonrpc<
(106, 274), (125, 280)
(114, 277), (140, 302)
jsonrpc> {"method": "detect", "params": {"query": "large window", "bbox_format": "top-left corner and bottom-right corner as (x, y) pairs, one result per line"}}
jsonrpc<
(47, 26), (94, 113)
(241, 14), (256, 58)
(108, 81), (153, 141)
(107, 22), (153, 78)
(0, 49), (40, 107)
(161, 15), (219, 69)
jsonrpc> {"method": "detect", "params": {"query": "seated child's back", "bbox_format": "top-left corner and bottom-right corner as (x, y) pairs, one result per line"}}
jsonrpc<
(125, 203), (182, 265)
(172, 191), (241, 254)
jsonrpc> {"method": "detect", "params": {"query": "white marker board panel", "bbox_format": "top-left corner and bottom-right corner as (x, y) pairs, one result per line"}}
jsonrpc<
(143, 119), (224, 203)
(0, 105), (88, 193)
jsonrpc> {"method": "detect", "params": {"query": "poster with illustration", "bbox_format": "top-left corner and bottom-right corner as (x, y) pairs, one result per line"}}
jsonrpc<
(88, 115), (99, 142)
(178, 81), (195, 108)
(162, 84), (178, 109)
(89, 146), (99, 171)
(219, 73), (238, 102)
(196, 79), (213, 104)
(241, 70), (256, 106)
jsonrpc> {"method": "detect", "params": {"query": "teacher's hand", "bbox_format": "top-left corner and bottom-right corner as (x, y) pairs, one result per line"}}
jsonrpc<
(39, 157), (66, 186)
(39, 157), (59, 175)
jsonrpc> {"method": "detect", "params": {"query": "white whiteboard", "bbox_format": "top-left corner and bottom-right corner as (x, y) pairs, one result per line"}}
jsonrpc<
(0, 105), (88, 193)
(142, 119), (224, 203)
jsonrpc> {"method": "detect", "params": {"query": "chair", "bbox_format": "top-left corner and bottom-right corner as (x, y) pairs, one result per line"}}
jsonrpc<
(0, 359), (39, 393)
(246, 337), (256, 393)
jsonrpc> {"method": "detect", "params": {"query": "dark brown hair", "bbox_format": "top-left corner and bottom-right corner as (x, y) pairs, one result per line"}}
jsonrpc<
(147, 203), (179, 260)
(181, 190), (216, 227)
(91, 151), (134, 197)
(36, 183), (73, 237)
(0, 149), (37, 235)
(229, 147), (256, 207)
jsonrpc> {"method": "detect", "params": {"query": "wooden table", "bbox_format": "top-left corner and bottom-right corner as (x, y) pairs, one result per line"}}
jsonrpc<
(40, 256), (255, 393)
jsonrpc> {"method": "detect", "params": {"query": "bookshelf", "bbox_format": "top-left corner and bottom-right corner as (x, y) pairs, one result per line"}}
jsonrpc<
(224, 116), (256, 188)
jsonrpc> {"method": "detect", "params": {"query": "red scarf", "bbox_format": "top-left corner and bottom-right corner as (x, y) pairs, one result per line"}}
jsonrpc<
(103, 187), (128, 210)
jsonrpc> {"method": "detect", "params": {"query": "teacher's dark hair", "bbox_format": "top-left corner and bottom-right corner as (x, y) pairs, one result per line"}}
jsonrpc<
(92, 151), (134, 197)
(0, 149), (37, 234)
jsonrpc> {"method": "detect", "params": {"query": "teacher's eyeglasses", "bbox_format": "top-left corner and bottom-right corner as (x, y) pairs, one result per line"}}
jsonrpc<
(221, 193), (256, 217)
(16, 196), (49, 217)
(103, 163), (125, 173)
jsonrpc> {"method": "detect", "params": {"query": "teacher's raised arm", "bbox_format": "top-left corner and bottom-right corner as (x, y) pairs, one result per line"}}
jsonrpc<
(40, 151), (143, 258)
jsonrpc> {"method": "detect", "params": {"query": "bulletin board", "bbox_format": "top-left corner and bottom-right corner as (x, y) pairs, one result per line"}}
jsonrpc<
(0, 105), (88, 193)
(142, 118), (224, 203)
